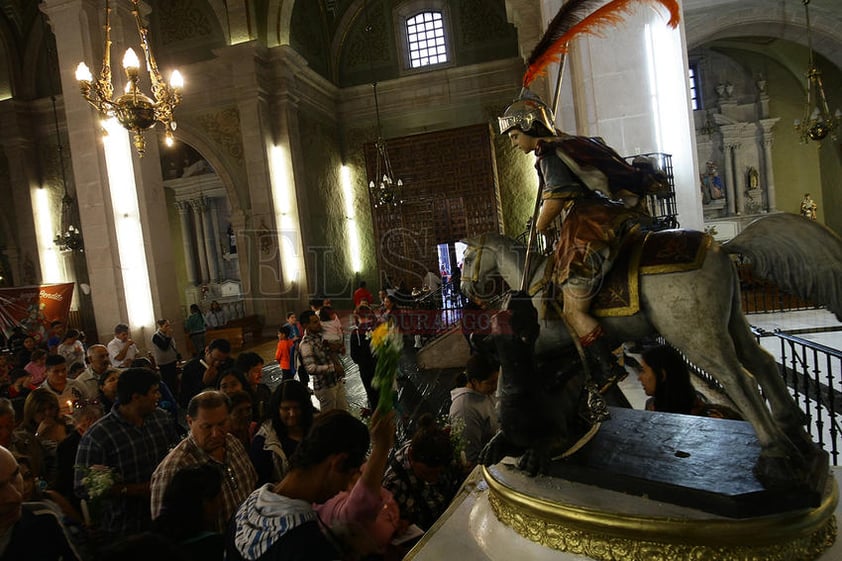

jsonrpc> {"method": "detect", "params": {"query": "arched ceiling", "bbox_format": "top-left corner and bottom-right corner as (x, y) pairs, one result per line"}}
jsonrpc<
(1, 1), (840, 98)
(683, 0), (842, 72)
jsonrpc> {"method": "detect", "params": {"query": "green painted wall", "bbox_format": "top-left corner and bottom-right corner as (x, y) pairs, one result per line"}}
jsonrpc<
(295, 109), (373, 306)
(716, 45), (842, 234)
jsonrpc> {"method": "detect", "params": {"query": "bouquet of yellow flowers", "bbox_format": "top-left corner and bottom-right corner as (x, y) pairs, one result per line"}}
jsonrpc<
(369, 321), (403, 412)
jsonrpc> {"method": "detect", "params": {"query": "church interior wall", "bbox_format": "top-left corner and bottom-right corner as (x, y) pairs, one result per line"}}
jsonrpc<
(1, 0), (840, 338)
(691, 42), (842, 233)
(294, 108), (357, 303)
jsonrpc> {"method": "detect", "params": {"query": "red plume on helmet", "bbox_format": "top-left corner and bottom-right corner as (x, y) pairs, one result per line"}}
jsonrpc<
(522, 0), (680, 88)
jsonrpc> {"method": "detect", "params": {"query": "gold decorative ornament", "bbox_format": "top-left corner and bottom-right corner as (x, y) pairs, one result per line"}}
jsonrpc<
(793, 0), (840, 143)
(483, 465), (837, 561)
(76, 0), (183, 156)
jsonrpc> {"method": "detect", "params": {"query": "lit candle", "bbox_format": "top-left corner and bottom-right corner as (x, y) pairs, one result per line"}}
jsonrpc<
(80, 499), (91, 526)
(170, 70), (184, 90)
(75, 62), (93, 82)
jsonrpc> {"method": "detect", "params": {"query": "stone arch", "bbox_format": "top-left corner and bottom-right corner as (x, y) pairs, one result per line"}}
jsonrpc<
(204, 0), (232, 44)
(166, 123), (248, 219)
(0, 12), (21, 99)
(266, 0), (295, 47)
(685, 8), (842, 73)
(19, 13), (53, 100)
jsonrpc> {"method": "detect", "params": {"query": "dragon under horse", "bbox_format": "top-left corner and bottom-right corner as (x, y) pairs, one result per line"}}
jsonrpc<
(464, 213), (842, 487)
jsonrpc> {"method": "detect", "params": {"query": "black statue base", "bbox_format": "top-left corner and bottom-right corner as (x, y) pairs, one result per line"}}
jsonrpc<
(547, 407), (827, 518)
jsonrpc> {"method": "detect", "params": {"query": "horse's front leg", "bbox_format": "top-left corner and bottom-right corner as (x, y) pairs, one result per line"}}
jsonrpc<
(478, 431), (525, 467)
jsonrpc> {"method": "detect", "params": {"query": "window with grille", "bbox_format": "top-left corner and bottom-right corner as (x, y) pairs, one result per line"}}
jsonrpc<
(406, 11), (448, 68)
(689, 63), (701, 110)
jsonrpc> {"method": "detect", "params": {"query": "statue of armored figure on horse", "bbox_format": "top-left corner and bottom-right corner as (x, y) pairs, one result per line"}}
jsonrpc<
(462, 0), (842, 503)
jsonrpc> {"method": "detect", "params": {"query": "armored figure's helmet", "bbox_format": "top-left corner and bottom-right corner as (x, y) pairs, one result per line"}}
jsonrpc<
(498, 88), (556, 137)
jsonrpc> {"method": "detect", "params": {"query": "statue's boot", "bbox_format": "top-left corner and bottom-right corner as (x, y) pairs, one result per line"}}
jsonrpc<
(580, 326), (628, 395)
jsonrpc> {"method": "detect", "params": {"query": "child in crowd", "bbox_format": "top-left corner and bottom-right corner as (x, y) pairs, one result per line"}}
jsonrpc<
(57, 329), (85, 371)
(275, 325), (295, 382)
(319, 306), (345, 355)
(24, 349), (48, 386)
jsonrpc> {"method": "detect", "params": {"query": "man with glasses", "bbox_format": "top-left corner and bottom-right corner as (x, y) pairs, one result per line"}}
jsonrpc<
(151, 390), (256, 533)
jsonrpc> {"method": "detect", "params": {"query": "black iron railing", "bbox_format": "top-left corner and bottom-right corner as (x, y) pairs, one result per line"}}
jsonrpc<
(757, 327), (842, 465)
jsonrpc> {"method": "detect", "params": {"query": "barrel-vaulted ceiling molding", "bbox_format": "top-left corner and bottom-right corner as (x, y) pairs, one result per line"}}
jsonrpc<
(1, 1), (839, 105)
(683, 0), (842, 73)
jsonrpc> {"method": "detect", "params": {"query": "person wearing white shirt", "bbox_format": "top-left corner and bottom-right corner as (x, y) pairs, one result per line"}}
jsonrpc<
(107, 323), (139, 368)
(205, 300), (227, 329)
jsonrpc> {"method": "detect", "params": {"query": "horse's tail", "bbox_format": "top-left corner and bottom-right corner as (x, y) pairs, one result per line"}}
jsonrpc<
(722, 213), (842, 321)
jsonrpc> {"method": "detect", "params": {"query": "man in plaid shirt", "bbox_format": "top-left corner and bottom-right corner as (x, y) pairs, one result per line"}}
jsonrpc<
(297, 310), (347, 412)
(74, 367), (180, 537)
(150, 390), (256, 532)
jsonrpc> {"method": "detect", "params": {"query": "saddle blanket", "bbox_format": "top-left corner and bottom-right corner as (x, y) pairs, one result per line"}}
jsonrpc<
(591, 229), (711, 317)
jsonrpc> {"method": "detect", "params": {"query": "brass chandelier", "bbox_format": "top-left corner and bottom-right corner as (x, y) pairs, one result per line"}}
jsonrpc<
(75, 0), (183, 156)
(794, 0), (840, 143)
(368, 82), (403, 208)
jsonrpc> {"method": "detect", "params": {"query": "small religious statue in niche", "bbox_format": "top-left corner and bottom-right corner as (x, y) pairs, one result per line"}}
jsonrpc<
(800, 193), (818, 221)
(227, 224), (237, 254)
(746, 167), (759, 191)
(700, 161), (725, 204)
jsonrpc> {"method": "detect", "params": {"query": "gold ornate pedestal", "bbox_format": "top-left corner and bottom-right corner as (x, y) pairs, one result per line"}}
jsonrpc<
(483, 464), (837, 561)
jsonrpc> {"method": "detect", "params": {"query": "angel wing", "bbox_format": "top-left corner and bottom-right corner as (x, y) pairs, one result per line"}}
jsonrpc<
(723, 213), (842, 321)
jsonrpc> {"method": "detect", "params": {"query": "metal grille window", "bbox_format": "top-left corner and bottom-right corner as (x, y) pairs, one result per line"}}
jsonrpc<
(689, 63), (701, 110)
(406, 11), (448, 68)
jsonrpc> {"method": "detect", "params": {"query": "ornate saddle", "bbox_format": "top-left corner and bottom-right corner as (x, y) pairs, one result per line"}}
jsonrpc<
(535, 229), (711, 318)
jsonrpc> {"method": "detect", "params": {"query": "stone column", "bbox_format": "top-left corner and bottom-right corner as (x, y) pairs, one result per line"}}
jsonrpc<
(566, 5), (702, 229)
(209, 197), (224, 282)
(42, 0), (130, 342)
(759, 118), (780, 212)
(721, 140), (737, 216)
(199, 197), (219, 283)
(175, 201), (198, 285)
(42, 0), (184, 346)
(190, 198), (209, 283)
(731, 143), (745, 215)
(0, 135), (40, 283)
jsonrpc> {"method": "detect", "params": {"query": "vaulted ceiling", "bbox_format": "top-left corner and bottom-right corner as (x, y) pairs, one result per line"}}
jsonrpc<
(0, 1), (839, 101)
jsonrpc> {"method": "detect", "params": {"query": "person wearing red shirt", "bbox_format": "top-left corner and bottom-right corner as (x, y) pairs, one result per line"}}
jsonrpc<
(353, 280), (374, 309)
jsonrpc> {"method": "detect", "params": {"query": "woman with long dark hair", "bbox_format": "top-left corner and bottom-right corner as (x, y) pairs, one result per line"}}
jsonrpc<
(249, 380), (315, 485)
(639, 345), (741, 419)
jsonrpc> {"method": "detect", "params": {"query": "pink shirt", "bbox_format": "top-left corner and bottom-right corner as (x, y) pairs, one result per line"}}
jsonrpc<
(315, 482), (401, 551)
(24, 362), (47, 386)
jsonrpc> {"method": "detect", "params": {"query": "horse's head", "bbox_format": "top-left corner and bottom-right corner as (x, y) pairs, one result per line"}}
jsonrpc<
(461, 233), (523, 301)
(460, 234), (496, 301)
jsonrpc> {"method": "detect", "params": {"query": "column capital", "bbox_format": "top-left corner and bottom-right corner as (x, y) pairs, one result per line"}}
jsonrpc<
(189, 197), (208, 212)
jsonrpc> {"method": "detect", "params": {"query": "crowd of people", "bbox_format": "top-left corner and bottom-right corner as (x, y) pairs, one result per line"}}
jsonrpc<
(0, 288), (491, 561)
(0, 277), (742, 561)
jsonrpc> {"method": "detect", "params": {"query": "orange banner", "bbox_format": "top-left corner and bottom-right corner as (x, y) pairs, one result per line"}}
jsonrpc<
(0, 283), (75, 344)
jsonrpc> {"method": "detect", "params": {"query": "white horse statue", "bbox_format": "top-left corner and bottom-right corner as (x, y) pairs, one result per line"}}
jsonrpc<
(461, 213), (842, 483)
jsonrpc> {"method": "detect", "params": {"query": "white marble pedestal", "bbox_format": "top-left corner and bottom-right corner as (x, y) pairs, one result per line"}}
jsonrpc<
(405, 464), (840, 561)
